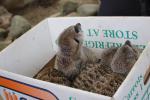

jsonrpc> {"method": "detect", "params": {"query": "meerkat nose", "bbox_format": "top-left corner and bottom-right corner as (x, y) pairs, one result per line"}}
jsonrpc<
(74, 23), (82, 33)
(125, 40), (132, 47)
(76, 23), (81, 26)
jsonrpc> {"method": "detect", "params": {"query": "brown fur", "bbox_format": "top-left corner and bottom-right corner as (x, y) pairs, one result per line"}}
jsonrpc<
(101, 47), (118, 67)
(111, 40), (139, 74)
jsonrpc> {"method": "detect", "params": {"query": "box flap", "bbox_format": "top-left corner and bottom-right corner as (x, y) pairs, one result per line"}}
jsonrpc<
(0, 69), (111, 100)
(0, 19), (55, 77)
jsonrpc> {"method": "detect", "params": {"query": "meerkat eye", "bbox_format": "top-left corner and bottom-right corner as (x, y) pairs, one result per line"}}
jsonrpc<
(74, 38), (80, 43)
(74, 23), (81, 33)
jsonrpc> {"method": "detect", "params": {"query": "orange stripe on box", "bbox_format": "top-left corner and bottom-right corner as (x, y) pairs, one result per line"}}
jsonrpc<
(0, 77), (57, 100)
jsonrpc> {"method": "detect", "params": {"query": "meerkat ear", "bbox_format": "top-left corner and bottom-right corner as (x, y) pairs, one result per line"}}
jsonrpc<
(125, 40), (132, 47)
(74, 23), (81, 33)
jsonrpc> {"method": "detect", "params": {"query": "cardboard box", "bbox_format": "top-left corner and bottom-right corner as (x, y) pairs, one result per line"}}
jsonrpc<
(0, 17), (150, 100)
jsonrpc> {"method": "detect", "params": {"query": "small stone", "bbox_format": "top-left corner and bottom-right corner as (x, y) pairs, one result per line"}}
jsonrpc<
(0, 6), (10, 16)
(0, 14), (12, 29)
(8, 15), (32, 40)
(0, 6), (12, 29)
(66, 12), (79, 17)
(0, 28), (8, 40)
(62, 1), (79, 15)
(77, 4), (99, 16)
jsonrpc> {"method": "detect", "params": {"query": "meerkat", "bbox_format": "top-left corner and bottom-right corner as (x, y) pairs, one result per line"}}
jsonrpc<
(110, 40), (139, 74)
(54, 23), (99, 81)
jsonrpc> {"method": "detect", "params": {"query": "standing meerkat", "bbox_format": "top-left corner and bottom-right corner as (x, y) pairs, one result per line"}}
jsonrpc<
(54, 23), (99, 80)
(111, 40), (139, 74)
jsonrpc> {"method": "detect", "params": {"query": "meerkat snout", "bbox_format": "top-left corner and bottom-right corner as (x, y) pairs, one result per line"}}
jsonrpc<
(125, 40), (132, 47)
(74, 23), (82, 33)
(74, 23), (83, 44)
(55, 23), (99, 80)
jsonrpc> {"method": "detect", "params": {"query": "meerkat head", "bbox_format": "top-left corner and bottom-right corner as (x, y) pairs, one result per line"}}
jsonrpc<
(58, 23), (83, 53)
(111, 40), (139, 74)
(67, 23), (83, 43)
(74, 23), (83, 43)
(59, 23), (83, 42)
(122, 40), (139, 60)
(121, 40), (138, 58)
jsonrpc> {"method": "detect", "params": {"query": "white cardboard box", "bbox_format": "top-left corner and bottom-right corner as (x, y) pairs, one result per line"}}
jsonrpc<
(0, 17), (150, 100)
